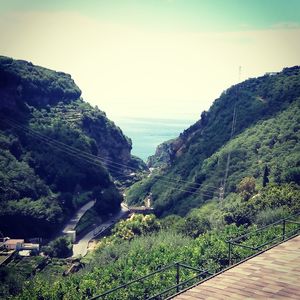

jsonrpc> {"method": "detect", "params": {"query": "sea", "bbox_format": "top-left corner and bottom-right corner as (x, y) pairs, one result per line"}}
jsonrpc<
(115, 117), (195, 162)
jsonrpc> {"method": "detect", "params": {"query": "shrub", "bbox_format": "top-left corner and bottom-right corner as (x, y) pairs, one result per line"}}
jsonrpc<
(43, 237), (72, 258)
(255, 207), (289, 226)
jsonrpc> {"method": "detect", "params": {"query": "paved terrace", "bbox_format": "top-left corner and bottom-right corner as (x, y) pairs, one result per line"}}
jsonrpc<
(173, 235), (300, 299)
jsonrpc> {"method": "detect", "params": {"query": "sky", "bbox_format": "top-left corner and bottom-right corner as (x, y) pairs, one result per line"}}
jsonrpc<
(0, 0), (300, 123)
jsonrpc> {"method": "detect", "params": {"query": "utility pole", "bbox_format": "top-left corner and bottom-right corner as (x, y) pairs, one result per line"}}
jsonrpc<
(220, 66), (242, 201)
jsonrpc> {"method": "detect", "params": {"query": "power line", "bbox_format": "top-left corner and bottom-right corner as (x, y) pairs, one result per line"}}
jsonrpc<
(114, 163), (221, 193)
(3, 117), (219, 191)
(2, 119), (132, 182)
(2, 117), (217, 199)
(3, 117), (137, 172)
(17, 111), (223, 191)
(115, 172), (220, 191)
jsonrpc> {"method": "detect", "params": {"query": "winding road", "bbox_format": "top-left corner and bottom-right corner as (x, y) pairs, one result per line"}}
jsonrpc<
(62, 200), (95, 234)
(72, 203), (129, 257)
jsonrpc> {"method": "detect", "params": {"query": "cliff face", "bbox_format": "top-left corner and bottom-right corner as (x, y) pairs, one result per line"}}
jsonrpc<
(80, 108), (133, 173)
(147, 116), (206, 168)
(0, 56), (145, 237)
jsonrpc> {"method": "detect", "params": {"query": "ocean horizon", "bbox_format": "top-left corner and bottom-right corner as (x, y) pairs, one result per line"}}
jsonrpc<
(115, 117), (196, 162)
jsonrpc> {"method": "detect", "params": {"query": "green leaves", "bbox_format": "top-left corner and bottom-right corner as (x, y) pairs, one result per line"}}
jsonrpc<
(127, 68), (300, 216)
(237, 177), (256, 201)
(0, 55), (81, 107)
(43, 237), (72, 258)
(112, 214), (160, 240)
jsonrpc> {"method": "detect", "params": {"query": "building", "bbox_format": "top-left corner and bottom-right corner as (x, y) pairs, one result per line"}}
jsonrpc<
(4, 239), (40, 254)
(4, 239), (24, 250)
(22, 243), (40, 252)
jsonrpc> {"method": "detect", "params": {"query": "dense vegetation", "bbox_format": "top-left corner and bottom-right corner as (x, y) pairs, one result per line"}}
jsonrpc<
(0, 56), (144, 237)
(1, 58), (299, 300)
(2, 182), (298, 299)
(128, 67), (300, 216)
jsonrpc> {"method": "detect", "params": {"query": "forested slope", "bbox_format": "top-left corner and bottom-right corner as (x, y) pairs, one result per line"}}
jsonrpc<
(127, 66), (300, 216)
(0, 56), (145, 237)
(1, 61), (300, 300)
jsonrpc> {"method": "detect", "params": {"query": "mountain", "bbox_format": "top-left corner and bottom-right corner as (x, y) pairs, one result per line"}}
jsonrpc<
(127, 66), (300, 216)
(0, 56), (145, 238)
(2, 62), (300, 300)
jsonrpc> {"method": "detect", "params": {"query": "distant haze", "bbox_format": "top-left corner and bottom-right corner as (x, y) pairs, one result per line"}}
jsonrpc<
(1, 0), (299, 158)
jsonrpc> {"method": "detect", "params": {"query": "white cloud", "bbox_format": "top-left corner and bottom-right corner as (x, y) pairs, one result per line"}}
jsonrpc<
(0, 11), (299, 122)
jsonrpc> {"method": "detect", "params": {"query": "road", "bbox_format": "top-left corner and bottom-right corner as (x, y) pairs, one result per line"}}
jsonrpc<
(62, 200), (95, 234)
(72, 203), (129, 257)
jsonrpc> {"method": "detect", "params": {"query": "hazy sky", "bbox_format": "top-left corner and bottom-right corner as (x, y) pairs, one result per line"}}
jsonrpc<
(1, 0), (300, 122)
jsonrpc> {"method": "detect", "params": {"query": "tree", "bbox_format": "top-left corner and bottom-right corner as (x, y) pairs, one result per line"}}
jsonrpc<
(112, 214), (160, 240)
(179, 210), (211, 238)
(93, 186), (122, 215)
(262, 165), (270, 187)
(43, 236), (72, 258)
(283, 167), (300, 184)
(237, 177), (256, 201)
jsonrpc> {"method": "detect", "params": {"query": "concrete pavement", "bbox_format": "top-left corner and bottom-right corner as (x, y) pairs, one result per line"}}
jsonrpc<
(62, 200), (95, 234)
(72, 203), (129, 257)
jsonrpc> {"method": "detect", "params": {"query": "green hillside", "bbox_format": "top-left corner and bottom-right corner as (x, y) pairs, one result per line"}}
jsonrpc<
(0, 56), (145, 238)
(1, 61), (300, 300)
(6, 182), (299, 299)
(127, 67), (300, 216)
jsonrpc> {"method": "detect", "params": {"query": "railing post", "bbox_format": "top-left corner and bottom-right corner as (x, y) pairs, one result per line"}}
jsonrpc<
(228, 242), (232, 266)
(143, 285), (148, 300)
(282, 219), (286, 241)
(86, 288), (92, 298)
(176, 262), (180, 293)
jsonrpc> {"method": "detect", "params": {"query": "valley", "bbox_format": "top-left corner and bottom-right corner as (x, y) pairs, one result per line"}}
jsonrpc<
(0, 56), (299, 299)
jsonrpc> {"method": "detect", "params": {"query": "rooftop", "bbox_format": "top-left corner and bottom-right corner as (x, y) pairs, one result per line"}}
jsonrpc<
(173, 235), (300, 299)
(4, 239), (24, 245)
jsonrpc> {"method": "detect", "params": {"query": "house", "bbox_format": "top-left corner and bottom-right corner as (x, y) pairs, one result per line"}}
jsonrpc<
(4, 239), (24, 250)
(4, 239), (40, 254)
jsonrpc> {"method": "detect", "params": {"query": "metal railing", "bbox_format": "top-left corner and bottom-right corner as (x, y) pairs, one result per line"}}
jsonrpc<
(90, 213), (300, 299)
(227, 213), (300, 266)
(90, 262), (210, 299)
